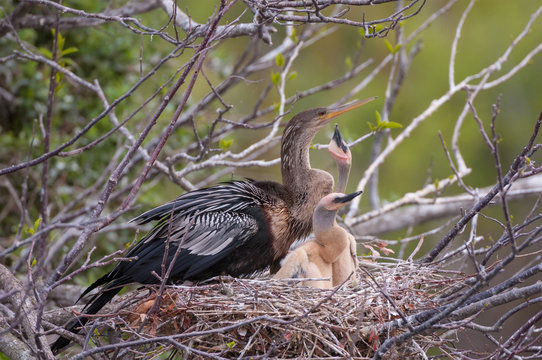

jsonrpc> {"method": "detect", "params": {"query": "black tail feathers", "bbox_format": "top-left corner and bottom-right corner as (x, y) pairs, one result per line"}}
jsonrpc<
(51, 286), (121, 354)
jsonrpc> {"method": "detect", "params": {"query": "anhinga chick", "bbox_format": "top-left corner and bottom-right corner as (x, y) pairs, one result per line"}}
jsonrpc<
(328, 125), (359, 286)
(273, 191), (362, 288)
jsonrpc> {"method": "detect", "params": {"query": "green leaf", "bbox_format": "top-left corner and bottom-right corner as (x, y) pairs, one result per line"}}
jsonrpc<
(31, 258), (37, 267)
(51, 29), (66, 52)
(270, 71), (280, 86)
(367, 121), (377, 132)
(39, 47), (53, 59)
(375, 111), (382, 126)
(273, 102), (280, 113)
(382, 121), (402, 129)
(275, 53), (285, 67)
(290, 28), (297, 43)
(57, 33), (66, 52)
(55, 82), (65, 95)
(61, 46), (78, 57)
(60, 58), (76, 67)
(219, 138), (233, 151)
(30, 218), (42, 234)
(365, 24), (384, 36)
(288, 71), (297, 81)
(394, 44), (402, 54)
(55, 72), (63, 84)
(227, 341), (236, 349)
(345, 56), (352, 70)
(384, 40), (394, 54)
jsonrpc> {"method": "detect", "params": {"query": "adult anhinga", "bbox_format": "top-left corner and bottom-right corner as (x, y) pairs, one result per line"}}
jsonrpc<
(51, 97), (374, 352)
(273, 191), (362, 288)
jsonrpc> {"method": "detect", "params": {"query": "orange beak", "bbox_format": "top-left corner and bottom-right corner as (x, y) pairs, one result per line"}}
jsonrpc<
(318, 96), (377, 125)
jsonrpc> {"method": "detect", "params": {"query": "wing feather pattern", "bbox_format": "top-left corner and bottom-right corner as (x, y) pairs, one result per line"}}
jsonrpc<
(104, 180), (271, 284)
(131, 180), (266, 225)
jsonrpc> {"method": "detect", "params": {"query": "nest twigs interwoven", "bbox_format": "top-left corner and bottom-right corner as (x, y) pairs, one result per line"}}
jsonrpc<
(101, 259), (463, 359)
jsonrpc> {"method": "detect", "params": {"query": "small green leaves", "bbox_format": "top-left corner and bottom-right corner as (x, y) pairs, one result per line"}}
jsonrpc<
(384, 40), (402, 54)
(384, 121), (402, 129)
(275, 53), (285, 67)
(219, 138), (233, 151)
(345, 56), (353, 70)
(363, 24), (384, 37)
(367, 111), (402, 132)
(26, 217), (42, 235)
(288, 71), (297, 81)
(227, 341), (236, 349)
(31, 257), (37, 267)
(271, 71), (280, 86)
(61, 46), (78, 57)
(290, 28), (298, 43)
(39, 48), (53, 59)
(375, 110), (382, 124)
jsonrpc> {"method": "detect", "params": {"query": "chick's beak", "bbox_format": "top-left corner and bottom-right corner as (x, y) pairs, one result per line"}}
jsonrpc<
(333, 190), (363, 204)
(328, 124), (350, 163)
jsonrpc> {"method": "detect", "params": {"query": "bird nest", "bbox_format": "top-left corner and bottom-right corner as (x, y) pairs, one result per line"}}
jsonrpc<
(102, 260), (461, 359)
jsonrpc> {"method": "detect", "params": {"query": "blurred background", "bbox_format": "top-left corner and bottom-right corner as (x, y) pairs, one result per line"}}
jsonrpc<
(1, 0), (542, 356)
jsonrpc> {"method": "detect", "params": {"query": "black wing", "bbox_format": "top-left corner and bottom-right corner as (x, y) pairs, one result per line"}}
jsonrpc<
(80, 180), (274, 301)
(117, 209), (261, 283)
(132, 180), (266, 224)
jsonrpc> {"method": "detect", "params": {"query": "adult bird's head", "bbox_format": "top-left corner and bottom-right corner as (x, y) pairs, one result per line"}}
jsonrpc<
(284, 97), (377, 134)
(281, 97), (375, 178)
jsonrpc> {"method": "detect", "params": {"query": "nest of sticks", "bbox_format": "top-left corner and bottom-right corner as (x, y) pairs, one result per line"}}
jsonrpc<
(100, 259), (462, 359)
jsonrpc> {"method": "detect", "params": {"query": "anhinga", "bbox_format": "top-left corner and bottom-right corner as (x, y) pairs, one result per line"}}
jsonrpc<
(274, 126), (360, 288)
(51, 97), (374, 352)
(273, 191), (362, 288)
(328, 125), (359, 286)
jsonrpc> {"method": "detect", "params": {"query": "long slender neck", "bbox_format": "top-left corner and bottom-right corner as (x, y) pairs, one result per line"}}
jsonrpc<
(280, 122), (319, 194)
(313, 205), (337, 235)
(335, 161), (351, 193)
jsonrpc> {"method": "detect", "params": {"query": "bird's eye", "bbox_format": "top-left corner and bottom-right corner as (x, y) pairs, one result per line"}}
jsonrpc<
(318, 110), (326, 116)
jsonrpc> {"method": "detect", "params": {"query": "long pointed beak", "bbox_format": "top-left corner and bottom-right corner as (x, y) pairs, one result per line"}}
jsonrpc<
(328, 124), (350, 164)
(319, 96), (377, 125)
(331, 124), (348, 154)
(333, 190), (363, 204)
